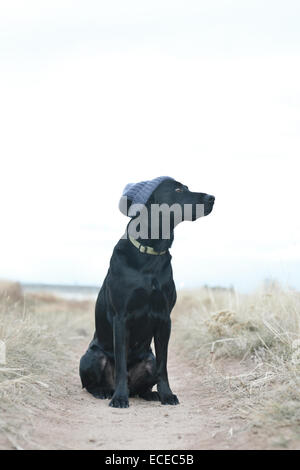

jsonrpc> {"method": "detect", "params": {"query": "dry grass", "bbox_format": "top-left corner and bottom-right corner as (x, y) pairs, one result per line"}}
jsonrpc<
(0, 280), (94, 448)
(172, 281), (300, 448)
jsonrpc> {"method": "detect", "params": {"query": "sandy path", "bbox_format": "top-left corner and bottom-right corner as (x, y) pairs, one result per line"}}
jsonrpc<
(2, 339), (259, 450)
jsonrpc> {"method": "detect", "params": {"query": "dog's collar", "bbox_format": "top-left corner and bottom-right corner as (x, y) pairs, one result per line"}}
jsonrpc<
(128, 235), (167, 255)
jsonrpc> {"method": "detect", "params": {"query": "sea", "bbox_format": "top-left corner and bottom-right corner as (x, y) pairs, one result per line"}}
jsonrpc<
(21, 283), (100, 301)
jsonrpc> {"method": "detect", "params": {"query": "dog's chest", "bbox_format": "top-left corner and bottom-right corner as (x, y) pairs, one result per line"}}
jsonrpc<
(127, 277), (170, 317)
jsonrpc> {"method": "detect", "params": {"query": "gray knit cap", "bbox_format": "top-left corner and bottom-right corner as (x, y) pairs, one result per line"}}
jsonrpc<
(119, 176), (174, 216)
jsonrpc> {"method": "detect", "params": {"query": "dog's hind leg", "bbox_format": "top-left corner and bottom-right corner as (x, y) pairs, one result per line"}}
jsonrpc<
(79, 337), (114, 399)
(128, 352), (159, 401)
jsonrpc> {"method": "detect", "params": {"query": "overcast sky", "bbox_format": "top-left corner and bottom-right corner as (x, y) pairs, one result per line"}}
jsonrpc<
(1, 1), (300, 292)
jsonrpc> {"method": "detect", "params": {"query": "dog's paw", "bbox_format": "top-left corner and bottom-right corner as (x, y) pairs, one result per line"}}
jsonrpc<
(109, 395), (129, 408)
(139, 391), (160, 401)
(91, 389), (113, 399)
(160, 394), (179, 405)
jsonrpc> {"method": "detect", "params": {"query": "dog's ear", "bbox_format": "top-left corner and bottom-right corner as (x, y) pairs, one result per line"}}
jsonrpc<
(147, 192), (156, 205)
(144, 193), (156, 213)
(119, 196), (134, 217)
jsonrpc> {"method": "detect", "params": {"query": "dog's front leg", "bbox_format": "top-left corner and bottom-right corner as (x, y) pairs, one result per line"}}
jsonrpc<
(109, 315), (129, 408)
(154, 320), (179, 405)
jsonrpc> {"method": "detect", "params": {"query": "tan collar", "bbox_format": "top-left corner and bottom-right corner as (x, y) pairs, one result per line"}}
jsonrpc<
(129, 235), (167, 255)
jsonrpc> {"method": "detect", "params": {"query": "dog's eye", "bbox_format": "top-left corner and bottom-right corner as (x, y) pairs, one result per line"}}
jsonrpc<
(175, 187), (183, 193)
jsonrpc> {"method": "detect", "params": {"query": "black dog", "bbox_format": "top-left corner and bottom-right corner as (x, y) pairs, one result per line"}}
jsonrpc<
(79, 178), (215, 408)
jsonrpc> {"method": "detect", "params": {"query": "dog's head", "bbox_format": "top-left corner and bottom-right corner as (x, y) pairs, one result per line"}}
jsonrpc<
(120, 177), (215, 241)
(147, 179), (215, 222)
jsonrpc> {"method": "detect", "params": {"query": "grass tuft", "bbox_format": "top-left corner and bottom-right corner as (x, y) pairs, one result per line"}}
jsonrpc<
(172, 283), (300, 447)
(0, 281), (94, 447)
